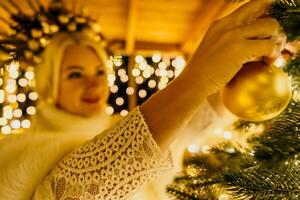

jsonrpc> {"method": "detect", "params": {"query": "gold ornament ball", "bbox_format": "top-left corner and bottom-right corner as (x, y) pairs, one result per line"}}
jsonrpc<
(221, 61), (292, 122)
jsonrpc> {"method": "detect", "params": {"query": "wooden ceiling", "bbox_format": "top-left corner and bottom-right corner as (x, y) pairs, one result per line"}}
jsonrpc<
(0, 0), (246, 56)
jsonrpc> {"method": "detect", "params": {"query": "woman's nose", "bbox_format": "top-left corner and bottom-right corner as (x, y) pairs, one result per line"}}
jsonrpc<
(86, 77), (102, 88)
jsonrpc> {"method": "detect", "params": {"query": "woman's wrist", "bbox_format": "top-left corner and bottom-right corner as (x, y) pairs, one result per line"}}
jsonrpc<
(179, 62), (218, 97)
(140, 63), (212, 150)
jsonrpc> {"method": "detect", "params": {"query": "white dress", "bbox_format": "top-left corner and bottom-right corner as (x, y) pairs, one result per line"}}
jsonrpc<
(0, 106), (172, 200)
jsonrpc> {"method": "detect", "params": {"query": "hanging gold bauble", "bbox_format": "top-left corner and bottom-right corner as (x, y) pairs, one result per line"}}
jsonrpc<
(221, 61), (292, 122)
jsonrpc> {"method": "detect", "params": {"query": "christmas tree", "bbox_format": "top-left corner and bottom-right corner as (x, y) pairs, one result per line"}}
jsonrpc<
(167, 0), (300, 199)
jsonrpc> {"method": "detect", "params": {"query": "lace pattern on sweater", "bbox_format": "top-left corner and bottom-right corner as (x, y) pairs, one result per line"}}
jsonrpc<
(45, 106), (172, 200)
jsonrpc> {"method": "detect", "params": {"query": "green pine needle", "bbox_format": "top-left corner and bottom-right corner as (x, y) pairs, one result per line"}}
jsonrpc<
(223, 169), (300, 199)
(269, 0), (300, 41)
(253, 100), (300, 160)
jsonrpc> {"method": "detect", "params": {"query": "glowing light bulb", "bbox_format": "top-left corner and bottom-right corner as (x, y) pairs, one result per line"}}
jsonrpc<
(138, 90), (147, 98)
(148, 80), (156, 88)
(117, 69), (126, 76)
(142, 70), (151, 78)
(113, 56), (123, 67)
(1, 125), (11, 134)
(21, 119), (31, 128)
(152, 54), (161, 63)
(120, 110), (128, 116)
(26, 106), (36, 115)
(105, 106), (114, 115)
(173, 56), (186, 68)
(0, 118), (7, 126)
(167, 70), (174, 78)
(3, 110), (13, 119)
(132, 68), (140, 77)
(110, 85), (119, 93)
(17, 93), (26, 103)
(139, 62), (147, 70)
(135, 76), (144, 84)
(116, 97), (124, 106)
(13, 109), (22, 118)
(7, 95), (17, 103)
(126, 87), (134, 95)
(108, 74), (116, 82)
(158, 82), (167, 90)
(0, 90), (5, 103)
(18, 78), (28, 87)
(158, 62), (167, 69)
(28, 92), (38, 101)
(160, 69), (168, 77)
(120, 75), (129, 83)
(11, 120), (21, 129)
(188, 144), (201, 153)
(135, 55), (144, 64)
(3, 105), (12, 112)
(5, 83), (16, 93)
(25, 71), (35, 80)
(223, 131), (233, 140)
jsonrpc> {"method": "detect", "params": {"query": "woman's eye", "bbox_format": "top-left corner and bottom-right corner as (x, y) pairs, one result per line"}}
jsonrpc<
(68, 72), (82, 79)
(97, 70), (105, 76)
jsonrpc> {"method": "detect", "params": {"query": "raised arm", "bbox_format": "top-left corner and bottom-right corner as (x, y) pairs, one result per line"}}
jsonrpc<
(141, 0), (285, 151)
(33, 0), (286, 199)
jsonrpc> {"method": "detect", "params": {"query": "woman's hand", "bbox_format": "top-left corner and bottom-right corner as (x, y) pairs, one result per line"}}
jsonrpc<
(141, 0), (287, 151)
(186, 0), (287, 94)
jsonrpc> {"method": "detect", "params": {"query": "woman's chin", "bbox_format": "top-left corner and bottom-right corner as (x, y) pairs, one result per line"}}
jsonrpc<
(80, 102), (106, 117)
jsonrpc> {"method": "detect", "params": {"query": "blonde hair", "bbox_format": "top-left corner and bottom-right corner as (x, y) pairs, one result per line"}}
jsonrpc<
(35, 31), (109, 105)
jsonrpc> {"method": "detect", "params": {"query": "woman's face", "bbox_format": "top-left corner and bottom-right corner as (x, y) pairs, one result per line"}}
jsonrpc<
(57, 45), (109, 117)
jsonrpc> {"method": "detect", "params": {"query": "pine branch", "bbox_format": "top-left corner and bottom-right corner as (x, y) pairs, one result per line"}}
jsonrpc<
(0, 2), (15, 15)
(275, 156), (300, 171)
(253, 100), (300, 160)
(26, 0), (38, 12)
(269, 0), (300, 41)
(284, 54), (300, 91)
(173, 175), (222, 187)
(166, 185), (200, 200)
(6, 0), (22, 14)
(226, 0), (300, 41)
(209, 143), (256, 170)
(223, 169), (300, 199)
(167, 178), (224, 200)
(182, 143), (256, 178)
(233, 120), (261, 132)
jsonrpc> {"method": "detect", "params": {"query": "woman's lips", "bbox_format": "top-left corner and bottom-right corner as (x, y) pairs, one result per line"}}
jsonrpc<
(81, 97), (101, 104)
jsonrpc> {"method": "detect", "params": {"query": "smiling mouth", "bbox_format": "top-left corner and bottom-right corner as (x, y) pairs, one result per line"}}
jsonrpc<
(81, 97), (101, 104)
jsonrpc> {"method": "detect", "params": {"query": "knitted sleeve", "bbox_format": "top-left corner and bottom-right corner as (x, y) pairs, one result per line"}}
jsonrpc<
(32, 106), (173, 200)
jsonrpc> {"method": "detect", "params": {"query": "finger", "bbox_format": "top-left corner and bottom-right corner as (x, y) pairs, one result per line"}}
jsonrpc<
(228, 0), (272, 26)
(277, 32), (287, 52)
(238, 18), (282, 39)
(243, 38), (281, 62)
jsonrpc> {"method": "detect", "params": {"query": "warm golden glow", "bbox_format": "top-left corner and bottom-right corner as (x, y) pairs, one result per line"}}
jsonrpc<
(221, 63), (292, 122)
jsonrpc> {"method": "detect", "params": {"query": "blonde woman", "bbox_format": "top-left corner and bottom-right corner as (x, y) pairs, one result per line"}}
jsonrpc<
(0, 0), (285, 199)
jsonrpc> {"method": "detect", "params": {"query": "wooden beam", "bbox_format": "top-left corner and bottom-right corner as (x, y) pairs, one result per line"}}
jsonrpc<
(181, 0), (229, 55)
(125, 0), (137, 54)
(108, 40), (183, 55)
(126, 0), (138, 111)
(181, 1), (247, 56)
